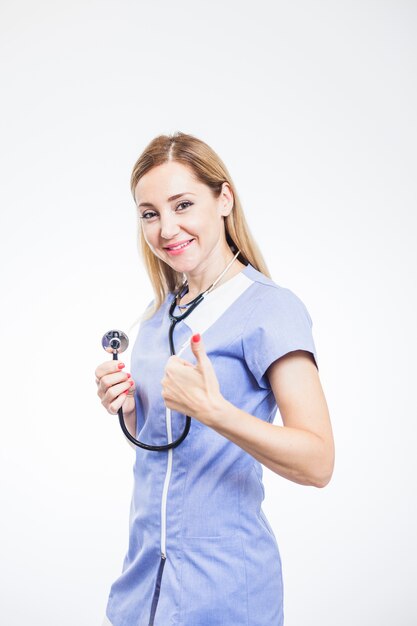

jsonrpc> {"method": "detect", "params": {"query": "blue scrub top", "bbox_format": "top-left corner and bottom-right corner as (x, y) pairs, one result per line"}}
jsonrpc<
(104, 263), (318, 626)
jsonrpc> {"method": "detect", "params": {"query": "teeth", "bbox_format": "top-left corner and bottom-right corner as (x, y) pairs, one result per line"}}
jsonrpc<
(169, 240), (192, 250)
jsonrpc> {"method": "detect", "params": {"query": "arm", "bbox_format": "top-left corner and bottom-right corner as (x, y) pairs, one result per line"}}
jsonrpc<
(95, 356), (137, 448)
(122, 406), (137, 448)
(205, 350), (335, 488)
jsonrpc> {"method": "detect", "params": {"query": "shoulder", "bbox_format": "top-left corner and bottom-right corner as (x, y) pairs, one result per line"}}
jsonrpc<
(241, 265), (319, 381)
(243, 264), (313, 325)
(138, 294), (171, 327)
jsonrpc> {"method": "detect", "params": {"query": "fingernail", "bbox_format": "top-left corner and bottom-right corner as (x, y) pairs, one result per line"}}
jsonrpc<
(124, 389), (129, 394)
(129, 380), (134, 386)
(117, 363), (125, 369)
(126, 373), (131, 378)
(192, 333), (201, 343)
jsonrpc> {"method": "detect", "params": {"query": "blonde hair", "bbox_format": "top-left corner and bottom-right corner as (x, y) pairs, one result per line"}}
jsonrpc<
(131, 131), (270, 318)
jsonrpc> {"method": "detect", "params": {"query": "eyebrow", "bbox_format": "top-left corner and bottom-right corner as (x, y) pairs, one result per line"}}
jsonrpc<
(137, 192), (196, 209)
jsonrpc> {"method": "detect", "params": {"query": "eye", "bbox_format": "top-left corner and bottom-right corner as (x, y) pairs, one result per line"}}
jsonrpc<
(139, 201), (192, 221)
(176, 201), (193, 211)
(140, 210), (158, 221)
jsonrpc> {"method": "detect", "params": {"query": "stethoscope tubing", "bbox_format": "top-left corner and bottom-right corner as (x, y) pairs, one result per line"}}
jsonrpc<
(115, 250), (241, 451)
(115, 292), (204, 451)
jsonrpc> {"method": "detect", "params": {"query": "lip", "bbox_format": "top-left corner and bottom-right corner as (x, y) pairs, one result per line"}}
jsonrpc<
(164, 238), (194, 250)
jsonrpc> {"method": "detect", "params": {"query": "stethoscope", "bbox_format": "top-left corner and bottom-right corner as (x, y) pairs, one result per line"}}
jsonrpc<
(101, 250), (241, 451)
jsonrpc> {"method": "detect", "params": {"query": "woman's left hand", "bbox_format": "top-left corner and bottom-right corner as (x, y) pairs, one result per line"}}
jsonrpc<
(161, 333), (223, 424)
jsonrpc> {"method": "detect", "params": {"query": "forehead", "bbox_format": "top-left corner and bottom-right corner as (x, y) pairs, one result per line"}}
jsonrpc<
(134, 161), (202, 204)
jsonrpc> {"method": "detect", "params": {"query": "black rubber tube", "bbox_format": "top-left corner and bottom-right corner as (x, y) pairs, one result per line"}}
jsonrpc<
(113, 351), (191, 451)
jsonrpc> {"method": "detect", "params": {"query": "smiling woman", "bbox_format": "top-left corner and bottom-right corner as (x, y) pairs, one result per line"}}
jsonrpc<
(95, 131), (334, 626)
(135, 160), (235, 277)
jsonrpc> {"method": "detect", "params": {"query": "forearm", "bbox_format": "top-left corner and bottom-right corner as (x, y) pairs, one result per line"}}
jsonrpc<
(122, 406), (137, 449)
(205, 398), (333, 488)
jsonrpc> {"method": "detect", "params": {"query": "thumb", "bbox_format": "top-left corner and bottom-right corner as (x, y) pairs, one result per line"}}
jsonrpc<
(190, 333), (207, 366)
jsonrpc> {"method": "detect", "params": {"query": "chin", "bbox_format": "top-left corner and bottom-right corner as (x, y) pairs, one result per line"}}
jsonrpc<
(162, 253), (200, 271)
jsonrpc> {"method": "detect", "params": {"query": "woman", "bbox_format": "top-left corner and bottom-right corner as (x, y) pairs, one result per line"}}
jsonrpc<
(95, 131), (335, 626)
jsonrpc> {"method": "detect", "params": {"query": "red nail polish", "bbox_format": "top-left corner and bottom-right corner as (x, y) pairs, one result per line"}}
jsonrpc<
(192, 333), (201, 343)
(118, 363), (125, 369)
(124, 389), (129, 394)
(126, 373), (131, 378)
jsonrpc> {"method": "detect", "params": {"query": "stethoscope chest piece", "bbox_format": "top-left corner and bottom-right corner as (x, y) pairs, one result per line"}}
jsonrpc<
(101, 327), (191, 451)
(102, 330), (129, 354)
(100, 248), (241, 451)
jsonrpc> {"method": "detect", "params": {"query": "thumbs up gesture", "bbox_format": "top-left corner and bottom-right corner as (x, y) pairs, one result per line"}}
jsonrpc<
(161, 334), (223, 425)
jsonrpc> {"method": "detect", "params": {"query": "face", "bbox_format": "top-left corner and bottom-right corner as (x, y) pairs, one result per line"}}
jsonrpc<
(134, 161), (233, 275)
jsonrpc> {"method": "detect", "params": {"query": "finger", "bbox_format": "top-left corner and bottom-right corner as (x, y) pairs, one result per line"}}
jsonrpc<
(95, 359), (126, 381)
(97, 372), (132, 400)
(102, 379), (135, 411)
(97, 369), (131, 389)
(108, 386), (133, 415)
(190, 333), (208, 366)
(165, 355), (193, 371)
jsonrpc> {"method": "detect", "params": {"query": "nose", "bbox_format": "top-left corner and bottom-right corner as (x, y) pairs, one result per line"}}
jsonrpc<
(160, 211), (180, 240)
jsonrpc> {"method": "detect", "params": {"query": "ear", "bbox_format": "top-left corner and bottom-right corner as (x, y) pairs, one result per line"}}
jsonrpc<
(219, 182), (234, 217)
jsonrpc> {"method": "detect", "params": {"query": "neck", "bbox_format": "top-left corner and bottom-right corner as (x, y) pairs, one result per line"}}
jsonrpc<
(182, 249), (245, 301)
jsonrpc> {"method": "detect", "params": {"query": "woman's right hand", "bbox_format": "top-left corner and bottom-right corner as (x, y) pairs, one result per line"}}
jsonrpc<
(95, 351), (136, 419)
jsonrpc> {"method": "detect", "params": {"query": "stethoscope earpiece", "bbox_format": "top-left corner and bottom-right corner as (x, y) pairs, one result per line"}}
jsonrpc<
(102, 330), (129, 354)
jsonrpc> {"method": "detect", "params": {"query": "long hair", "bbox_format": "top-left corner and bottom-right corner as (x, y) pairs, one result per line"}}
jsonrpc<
(131, 131), (270, 317)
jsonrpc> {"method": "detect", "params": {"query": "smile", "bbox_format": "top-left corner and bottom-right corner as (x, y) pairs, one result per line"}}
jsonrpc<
(164, 239), (194, 254)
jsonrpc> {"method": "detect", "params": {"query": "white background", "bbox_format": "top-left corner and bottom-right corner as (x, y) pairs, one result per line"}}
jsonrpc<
(1, 1), (416, 624)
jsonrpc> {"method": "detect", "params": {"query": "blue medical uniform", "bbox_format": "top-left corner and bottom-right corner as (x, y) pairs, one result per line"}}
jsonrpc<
(104, 263), (318, 626)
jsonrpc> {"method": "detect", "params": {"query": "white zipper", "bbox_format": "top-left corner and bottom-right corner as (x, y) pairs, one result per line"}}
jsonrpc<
(160, 339), (191, 558)
(158, 271), (253, 558)
(160, 407), (173, 558)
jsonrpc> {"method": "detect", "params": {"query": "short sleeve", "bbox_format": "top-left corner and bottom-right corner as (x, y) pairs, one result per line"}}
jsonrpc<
(242, 285), (319, 389)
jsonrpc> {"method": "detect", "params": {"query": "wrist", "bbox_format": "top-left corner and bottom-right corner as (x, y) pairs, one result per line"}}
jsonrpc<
(200, 394), (230, 428)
